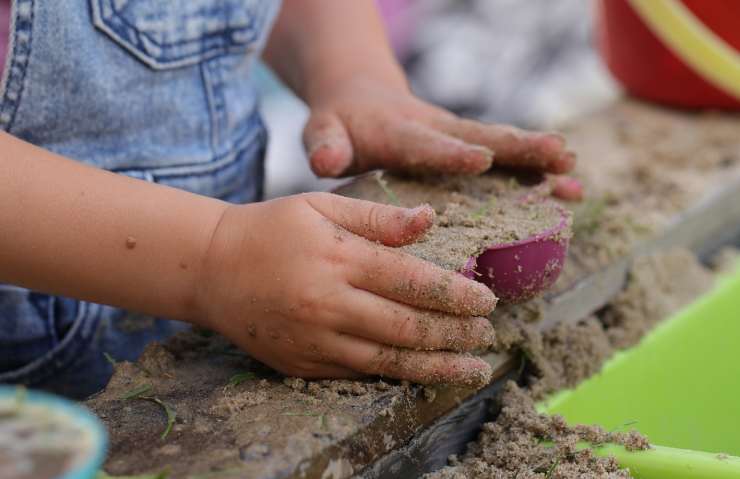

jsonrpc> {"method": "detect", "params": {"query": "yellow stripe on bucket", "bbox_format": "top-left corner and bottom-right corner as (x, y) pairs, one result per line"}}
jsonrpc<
(628, 0), (740, 101)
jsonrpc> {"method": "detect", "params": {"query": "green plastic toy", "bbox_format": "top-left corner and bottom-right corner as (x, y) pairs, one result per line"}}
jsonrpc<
(539, 261), (740, 478)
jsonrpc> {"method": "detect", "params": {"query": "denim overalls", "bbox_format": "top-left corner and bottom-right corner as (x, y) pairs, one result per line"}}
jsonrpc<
(0, 0), (281, 398)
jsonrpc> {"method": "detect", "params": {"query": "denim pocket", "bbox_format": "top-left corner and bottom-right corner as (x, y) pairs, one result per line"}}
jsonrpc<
(90, 0), (274, 69)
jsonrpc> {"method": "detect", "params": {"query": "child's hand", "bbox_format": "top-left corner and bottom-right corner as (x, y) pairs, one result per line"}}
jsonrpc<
(195, 193), (497, 386)
(302, 78), (582, 200)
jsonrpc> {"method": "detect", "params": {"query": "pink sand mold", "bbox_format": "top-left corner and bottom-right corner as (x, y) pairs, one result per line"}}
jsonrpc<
(462, 202), (570, 303)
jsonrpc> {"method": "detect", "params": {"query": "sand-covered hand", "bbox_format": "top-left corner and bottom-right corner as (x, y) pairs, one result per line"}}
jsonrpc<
(194, 192), (497, 387)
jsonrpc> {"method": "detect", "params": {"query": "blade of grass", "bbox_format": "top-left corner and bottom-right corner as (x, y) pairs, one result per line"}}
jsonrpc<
(573, 197), (607, 236)
(141, 397), (177, 440)
(119, 384), (153, 400)
(103, 352), (117, 367)
(373, 171), (400, 206)
(471, 196), (497, 220)
(545, 458), (560, 478)
(226, 372), (255, 388)
(119, 384), (175, 440)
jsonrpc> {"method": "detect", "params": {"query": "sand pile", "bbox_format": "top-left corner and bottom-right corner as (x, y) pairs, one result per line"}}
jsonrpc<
(427, 248), (717, 478)
(427, 382), (646, 479)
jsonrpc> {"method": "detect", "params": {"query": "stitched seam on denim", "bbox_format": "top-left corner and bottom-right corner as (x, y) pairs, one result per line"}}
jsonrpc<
(254, 116), (267, 201)
(46, 295), (60, 345)
(0, 0), (33, 131)
(0, 301), (101, 384)
(213, 95), (267, 161)
(111, 111), (265, 177)
(152, 125), (264, 179)
(0, 0), (16, 100)
(200, 62), (219, 155)
(92, 0), (261, 68)
(204, 57), (228, 156)
(101, 0), (256, 49)
(90, 0), (227, 69)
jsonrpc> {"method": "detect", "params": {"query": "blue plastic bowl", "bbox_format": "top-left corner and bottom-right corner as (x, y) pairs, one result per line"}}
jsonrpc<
(0, 385), (107, 479)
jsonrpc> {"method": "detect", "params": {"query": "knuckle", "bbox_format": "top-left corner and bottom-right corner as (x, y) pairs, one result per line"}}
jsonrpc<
(294, 285), (342, 328)
(310, 113), (335, 132)
(290, 278), (323, 310)
(392, 314), (418, 346)
(397, 260), (436, 303)
(295, 289), (322, 320)
(303, 191), (329, 206)
(365, 203), (383, 237)
(367, 347), (396, 376)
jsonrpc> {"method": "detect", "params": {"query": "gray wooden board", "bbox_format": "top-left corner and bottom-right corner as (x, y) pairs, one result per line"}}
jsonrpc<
(360, 369), (519, 479)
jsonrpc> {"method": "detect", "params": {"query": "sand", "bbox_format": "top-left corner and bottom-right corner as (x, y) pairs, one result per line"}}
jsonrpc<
(426, 382), (646, 479)
(86, 331), (425, 478)
(86, 249), (713, 478)
(428, 248), (715, 478)
(336, 172), (570, 272)
(85, 100), (740, 478)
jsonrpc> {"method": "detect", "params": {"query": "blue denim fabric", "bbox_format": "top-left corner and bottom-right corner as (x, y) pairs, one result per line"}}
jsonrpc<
(0, 0), (281, 398)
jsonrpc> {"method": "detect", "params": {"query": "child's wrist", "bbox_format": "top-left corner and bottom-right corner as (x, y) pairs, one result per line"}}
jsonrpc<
(189, 202), (250, 330)
(161, 198), (232, 328)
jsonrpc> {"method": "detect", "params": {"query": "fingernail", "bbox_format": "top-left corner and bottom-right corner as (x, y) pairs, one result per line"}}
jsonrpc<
(468, 282), (498, 316)
(310, 143), (352, 177)
(563, 151), (577, 167)
(474, 317), (496, 348)
(546, 132), (567, 149)
(405, 204), (435, 229)
(456, 357), (493, 388)
(408, 204), (434, 219)
(483, 322), (496, 348)
(550, 151), (576, 174)
(307, 139), (329, 157)
(473, 146), (495, 171)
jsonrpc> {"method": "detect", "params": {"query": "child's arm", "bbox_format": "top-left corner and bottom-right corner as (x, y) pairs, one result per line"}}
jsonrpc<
(0, 131), (224, 322)
(0, 131), (496, 385)
(264, 0), (582, 200)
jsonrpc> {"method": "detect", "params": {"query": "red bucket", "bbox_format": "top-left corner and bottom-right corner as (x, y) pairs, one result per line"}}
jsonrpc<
(597, 0), (740, 109)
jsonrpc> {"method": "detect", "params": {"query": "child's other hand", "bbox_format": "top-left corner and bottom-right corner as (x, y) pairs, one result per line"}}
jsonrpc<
(303, 78), (582, 201)
(195, 193), (497, 386)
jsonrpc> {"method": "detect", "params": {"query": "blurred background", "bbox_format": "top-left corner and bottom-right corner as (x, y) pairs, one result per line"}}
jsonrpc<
(261, 0), (620, 199)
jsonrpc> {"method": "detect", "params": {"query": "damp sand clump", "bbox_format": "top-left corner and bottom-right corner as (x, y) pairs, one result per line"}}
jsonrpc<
(337, 173), (571, 272)
(489, 248), (714, 399)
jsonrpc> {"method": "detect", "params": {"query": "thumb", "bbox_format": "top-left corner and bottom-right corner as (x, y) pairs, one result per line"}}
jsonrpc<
(303, 111), (354, 178)
(306, 193), (435, 247)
